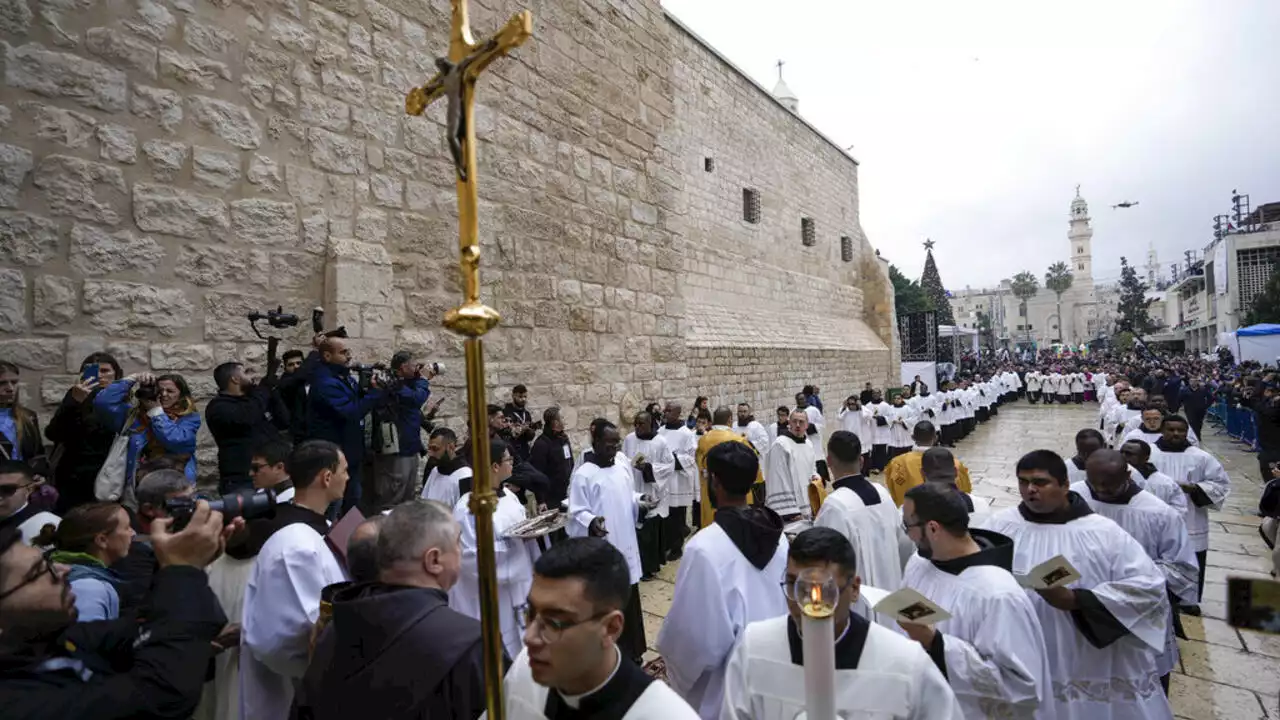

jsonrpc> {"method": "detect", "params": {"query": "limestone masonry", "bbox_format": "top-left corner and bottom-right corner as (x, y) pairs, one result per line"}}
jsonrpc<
(0, 0), (896, 476)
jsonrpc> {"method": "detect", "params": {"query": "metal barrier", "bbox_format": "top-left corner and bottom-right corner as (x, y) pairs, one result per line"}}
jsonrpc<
(1212, 400), (1260, 452)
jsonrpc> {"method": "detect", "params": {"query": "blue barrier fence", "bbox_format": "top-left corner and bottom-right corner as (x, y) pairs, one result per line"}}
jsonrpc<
(1209, 400), (1260, 452)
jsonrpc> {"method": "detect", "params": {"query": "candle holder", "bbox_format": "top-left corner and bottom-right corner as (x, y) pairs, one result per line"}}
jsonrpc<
(794, 567), (839, 720)
(795, 567), (839, 620)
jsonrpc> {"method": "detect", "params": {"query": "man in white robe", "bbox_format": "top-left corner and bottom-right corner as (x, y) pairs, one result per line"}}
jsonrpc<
(838, 395), (866, 446)
(1123, 408), (1200, 447)
(452, 437), (533, 659)
(732, 402), (771, 457)
(1027, 371), (1043, 404)
(1054, 372), (1072, 404)
(240, 440), (350, 720)
(1066, 429), (1149, 490)
(863, 391), (892, 473)
(721, 527), (963, 720)
(1148, 414), (1230, 614)
(567, 421), (653, 664)
(764, 410), (820, 520)
(660, 402), (699, 561)
(1120, 439), (1189, 515)
(421, 427), (473, 507)
(798, 392), (825, 450)
(899, 483), (1054, 719)
(813, 431), (910, 628)
(886, 396), (916, 461)
(978, 450), (1173, 720)
(1074, 449), (1199, 694)
(766, 406), (789, 448)
(623, 411), (674, 579)
(505, 537), (700, 720)
(657, 442), (789, 719)
(1070, 373), (1086, 404)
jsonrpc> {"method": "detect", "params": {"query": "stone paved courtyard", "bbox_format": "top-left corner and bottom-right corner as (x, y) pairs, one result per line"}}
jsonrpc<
(639, 400), (1280, 720)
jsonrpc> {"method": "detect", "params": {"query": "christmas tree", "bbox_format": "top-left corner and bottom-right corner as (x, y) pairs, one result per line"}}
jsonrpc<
(920, 240), (956, 325)
(1116, 257), (1155, 335)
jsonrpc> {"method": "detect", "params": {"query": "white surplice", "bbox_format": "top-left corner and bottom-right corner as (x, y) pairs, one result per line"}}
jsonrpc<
(732, 420), (771, 458)
(240, 523), (347, 720)
(660, 423), (699, 508)
(503, 648), (700, 720)
(838, 406), (868, 447)
(977, 506), (1172, 720)
(813, 479), (909, 628)
(1123, 425), (1199, 447)
(567, 460), (643, 584)
(452, 486), (533, 659)
(720, 615), (964, 720)
(624, 432), (675, 519)
(901, 550), (1056, 719)
(1133, 467), (1189, 516)
(197, 554), (255, 720)
(1065, 459), (1147, 491)
(421, 463), (473, 508)
(864, 402), (893, 447)
(764, 434), (818, 518)
(656, 519), (789, 719)
(1073, 484), (1200, 679)
(804, 405), (825, 447)
(887, 404), (916, 449)
(1148, 444), (1231, 553)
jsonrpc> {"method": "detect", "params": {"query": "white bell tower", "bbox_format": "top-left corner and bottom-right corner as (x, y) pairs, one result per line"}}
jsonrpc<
(1068, 185), (1094, 291)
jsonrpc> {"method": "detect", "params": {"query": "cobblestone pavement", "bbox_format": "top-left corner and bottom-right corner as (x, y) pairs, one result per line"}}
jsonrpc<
(639, 400), (1279, 719)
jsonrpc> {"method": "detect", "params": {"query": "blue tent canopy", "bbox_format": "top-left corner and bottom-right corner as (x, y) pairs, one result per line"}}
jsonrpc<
(1237, 324), (1280, 336)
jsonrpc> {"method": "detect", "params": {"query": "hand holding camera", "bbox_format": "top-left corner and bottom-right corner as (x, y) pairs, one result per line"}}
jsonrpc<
(151, 500), (245, 569)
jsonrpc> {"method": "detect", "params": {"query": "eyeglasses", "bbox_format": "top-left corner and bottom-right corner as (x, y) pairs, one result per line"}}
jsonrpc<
(780, 576), (852, 600)
(0, 482), (33, 499)
(0, 548), (58, 601)
(518, 604), (612, 643)
(902, 519), (925, 532)
(249, 463), (267, 473)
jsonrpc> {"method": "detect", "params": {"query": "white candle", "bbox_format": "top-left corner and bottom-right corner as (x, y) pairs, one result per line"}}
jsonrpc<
(801, 606), (836, 720)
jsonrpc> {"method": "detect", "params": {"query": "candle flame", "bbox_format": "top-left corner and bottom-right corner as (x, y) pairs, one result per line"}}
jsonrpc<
(810, 584), (822, 605)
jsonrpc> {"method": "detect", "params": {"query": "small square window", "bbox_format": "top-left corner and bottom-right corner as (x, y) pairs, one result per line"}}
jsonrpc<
(704, 157), (715, 172)
(743, 188), (761, 224)
(801, 217), (815, 246)
(840, 235), (853, 262)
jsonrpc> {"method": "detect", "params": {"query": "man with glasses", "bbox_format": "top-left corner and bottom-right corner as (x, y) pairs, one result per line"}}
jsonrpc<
(0, 461), (59, 546)
(452, 438), (534, 659)
(0, 502), (235, 718)
(503, 537), (699, 720)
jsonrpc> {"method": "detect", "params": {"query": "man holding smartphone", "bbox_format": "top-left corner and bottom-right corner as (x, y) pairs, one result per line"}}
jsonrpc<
(503, 384), (538, 462)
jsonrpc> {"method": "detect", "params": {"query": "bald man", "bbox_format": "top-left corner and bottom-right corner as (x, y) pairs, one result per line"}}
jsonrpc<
(346, 515), (385, 584)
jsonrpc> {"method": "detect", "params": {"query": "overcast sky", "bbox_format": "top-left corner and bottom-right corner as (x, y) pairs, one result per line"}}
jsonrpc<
(661, 0), (1280, 289)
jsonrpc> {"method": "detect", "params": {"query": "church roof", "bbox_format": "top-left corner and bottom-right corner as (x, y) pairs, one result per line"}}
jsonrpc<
(772, 77), (798, 101)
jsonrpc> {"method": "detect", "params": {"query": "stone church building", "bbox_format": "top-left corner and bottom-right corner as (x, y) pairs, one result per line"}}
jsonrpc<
(0, 0), (896, 471)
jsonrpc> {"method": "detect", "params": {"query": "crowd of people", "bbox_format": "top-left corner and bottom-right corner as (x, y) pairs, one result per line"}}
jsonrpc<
(0, 338), (1269, 719)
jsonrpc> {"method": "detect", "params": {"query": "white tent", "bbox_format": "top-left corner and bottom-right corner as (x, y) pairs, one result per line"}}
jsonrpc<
(1235, 324), (1280, 366)
(937, 324), (981, 355)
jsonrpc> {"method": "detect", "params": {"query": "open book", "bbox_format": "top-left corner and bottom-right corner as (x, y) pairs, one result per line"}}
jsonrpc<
(872, 587), (952, 625)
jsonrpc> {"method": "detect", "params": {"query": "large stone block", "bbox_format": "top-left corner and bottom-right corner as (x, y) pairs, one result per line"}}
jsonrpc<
(0, 268), (26, 332)
(247, 155), (282, 192)
(202, 291), (307, 343)
(231, 199), (298, 246)
(298, 89), (349, 132)
(187, 96), (262, 150)
(308, 128), (365, 174)
(270, 14), (315, 53)
(150, 343), (214, 371)
(192, 147), (241, 190)
(32, 154), (127, 225)
(69, 224), (164, 276)
(82, 280), (193, 338)
(33, 275), (78, 327)
(5, 42), (128, 112)
(174, 243), (269, 288)
(0, 212), (60, 266)
(184, 18), (236, 58)
(124, 0), (175, 43)
(133, 184), (228, 239)
(141, 139), (189, 181)
(158, 48), (230, 90)
(65, 336), (107, 372)
(0, 338), (65, 370)
(96, 124), (138, 164)
(103, 340), (150, 369)
(131, 85), (183, 133)
(41, 375), (79, 406)
(328, 237), (390, 265)
(24, 101), (96, 148)
(0, 143), (33, 208)
(1, 0), (32, 34)
(331, 261), (393, 305)
(270, 251), (323, 289)
(85, 27), (158, 79)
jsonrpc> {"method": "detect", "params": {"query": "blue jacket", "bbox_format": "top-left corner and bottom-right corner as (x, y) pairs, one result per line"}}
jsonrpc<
(306, 360), (386, 463)
(392, 378), (431, 456)
(66, 562), (122, 622)
(94, 380), (200, 482)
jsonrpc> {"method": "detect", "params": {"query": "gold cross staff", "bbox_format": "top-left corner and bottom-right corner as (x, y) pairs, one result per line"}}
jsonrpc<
(404, 4), (531, 720)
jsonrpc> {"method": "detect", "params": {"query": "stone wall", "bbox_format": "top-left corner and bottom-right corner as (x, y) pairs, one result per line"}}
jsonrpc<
(0, 0), (893, 476)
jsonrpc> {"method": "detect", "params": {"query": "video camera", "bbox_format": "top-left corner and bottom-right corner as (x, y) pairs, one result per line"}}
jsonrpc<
(353, 363), (391, 392)
(165, 489), (278, 531)
(247, 306), (300, 339)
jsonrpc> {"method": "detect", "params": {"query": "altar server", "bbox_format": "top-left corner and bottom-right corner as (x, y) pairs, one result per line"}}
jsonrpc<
(422, 427), (474, 507)
(504, 538), (699, 720)
(1123, 407), (1199, 447)
(900, 483), (1054, 719)
(1027, 371), (1043, 404)
(1120, 439), (1189, 515)
(813, 431), (910, 627)
(732, 402), (771, 457)
(720, 527), (962, 720)
(886, 395), (916, 461)
(863, 391), (893, 472)
(623, 411), (674, 578)
(660, 402), (699, 561)
(452, 437), (533, 659)
(1148, 415), (1230, 613)
(657, 442), (789, 719)
(1075, 449), (1199, 694)
(1066, 429), (1146, 489)
(764, 410), (820, 520)
(567, 421), (651, 664)
(838, 395), (871, 451)
(978, 450), (1173, 720)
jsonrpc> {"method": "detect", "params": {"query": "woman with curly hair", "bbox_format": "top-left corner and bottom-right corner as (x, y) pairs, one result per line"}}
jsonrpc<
(95, 372), (201, 493)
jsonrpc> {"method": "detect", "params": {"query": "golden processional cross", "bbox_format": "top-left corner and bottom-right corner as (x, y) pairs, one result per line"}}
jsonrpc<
(405, 3), (531, 719)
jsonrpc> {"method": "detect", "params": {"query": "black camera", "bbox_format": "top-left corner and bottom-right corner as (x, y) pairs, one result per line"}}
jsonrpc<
(135, 381), (159, 402)
(165, 490), (278, 531)
(248, 305), (300, 339)
(353, 363), (391, 392)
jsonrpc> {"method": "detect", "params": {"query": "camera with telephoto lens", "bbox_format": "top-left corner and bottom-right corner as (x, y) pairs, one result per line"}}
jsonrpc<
(134, 380), (159, 403)
(353, 363), (391, 392)
(165, 489), (278, 532)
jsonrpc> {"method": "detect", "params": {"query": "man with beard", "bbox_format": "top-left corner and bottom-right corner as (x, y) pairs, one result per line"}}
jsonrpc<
(978, 450), (1172, 720)
(1075, 450), (1199, 694)
(764, 410), (820, 521)
(659, 402), (698, 561)
(503, 384), (537, 462)
(898, 483), (1053, 719)
(421, 428), (474, 508)
(657, 442), (789, 719)
(567, 421), (653, 664)
(1120, 439), (1189, 515)
(1148, 415), (1230, 615)
(0, 502), (234, 718)
(697, 408), (764, 529)
(623, 412), (675, 580)
(732, 402), (770, 457)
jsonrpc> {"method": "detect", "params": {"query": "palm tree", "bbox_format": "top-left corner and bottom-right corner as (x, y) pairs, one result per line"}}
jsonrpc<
(1010, 271), (1039, 346)
(1044, 262), (1074, 344)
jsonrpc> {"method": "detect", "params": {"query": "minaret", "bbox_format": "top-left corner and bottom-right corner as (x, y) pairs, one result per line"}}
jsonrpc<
(772, 59), (798, 113)
(1145, 242), (1159, 287)
(1068, 185), (1094, 291)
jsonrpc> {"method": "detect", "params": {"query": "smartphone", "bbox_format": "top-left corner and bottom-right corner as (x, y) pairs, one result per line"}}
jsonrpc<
(81, 363), (100, 384)
(1227, 577), (1280, 633)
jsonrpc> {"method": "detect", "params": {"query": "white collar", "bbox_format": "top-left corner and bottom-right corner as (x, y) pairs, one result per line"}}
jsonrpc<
(557, 645), (622, 708)
(712, 424), (732, 431)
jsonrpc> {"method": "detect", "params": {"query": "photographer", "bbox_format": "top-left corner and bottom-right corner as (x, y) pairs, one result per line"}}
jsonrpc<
(368, 352), (435, 511)
(45, 352), (123, 514)
(112, 469), (194, 611)
(0, 501), (238, 719)
(277, 350), (310, 444)
(304, 337), (385, 515)
(502, 384), (536, 462)
(206, 361), (289, 494)
(95, 373), (201, 488)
